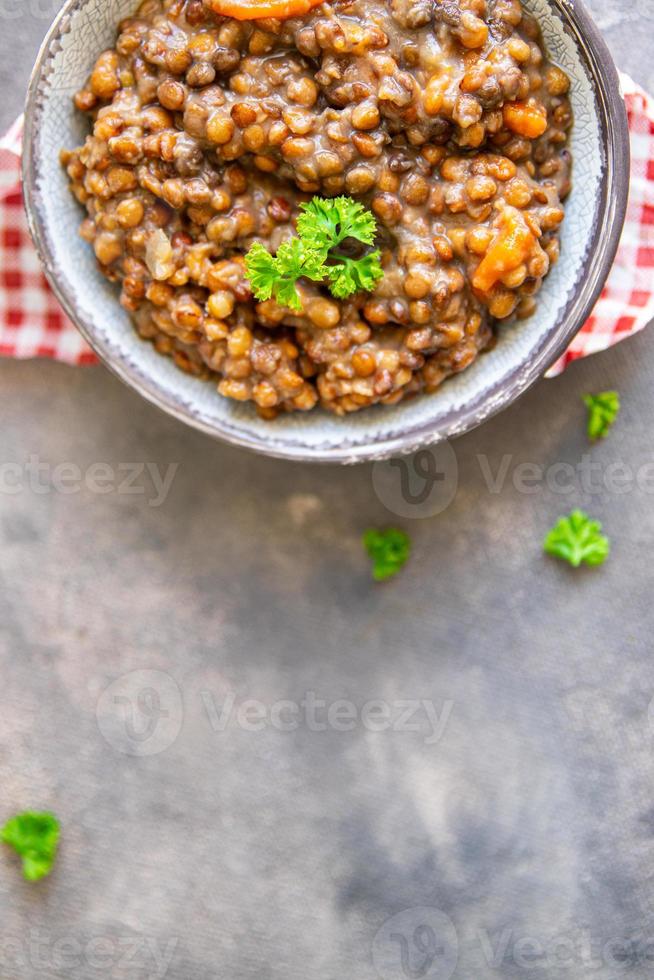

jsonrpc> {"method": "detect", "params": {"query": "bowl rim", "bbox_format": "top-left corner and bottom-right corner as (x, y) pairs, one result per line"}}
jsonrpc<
(22, 0), (630, 464)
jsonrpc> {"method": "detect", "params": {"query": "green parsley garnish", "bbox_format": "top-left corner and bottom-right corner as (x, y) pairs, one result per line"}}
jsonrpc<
(1, 812), (60, 881)
(245, 238), (325, 310)
(245, 196), (383, 312)
(543, 509), (610, 567)
(363, 528), (411, 581)
(326, 252), (385, 300)
(296, 196), (377, 250)
(583, 391), (620, 440)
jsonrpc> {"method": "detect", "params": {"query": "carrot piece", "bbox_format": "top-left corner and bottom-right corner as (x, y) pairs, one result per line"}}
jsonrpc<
(502, 101), (548, 139)
(208, 0), (323, 19)
(472, 207), (536, 293)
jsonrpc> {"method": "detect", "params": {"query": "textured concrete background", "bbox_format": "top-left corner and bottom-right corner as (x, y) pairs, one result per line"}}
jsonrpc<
(1, 3), (654, 978)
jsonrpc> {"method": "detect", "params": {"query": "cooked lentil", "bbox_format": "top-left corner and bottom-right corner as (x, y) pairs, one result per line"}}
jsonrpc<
(62, 0), (572, 417)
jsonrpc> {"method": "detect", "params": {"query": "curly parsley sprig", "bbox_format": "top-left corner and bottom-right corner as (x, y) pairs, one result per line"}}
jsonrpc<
(245, 239), (325, 311)
(1, 811), (60, 881)
(363, 528), (411, 582)
(543, 509), (610, 568)
(583, 391), (620, 440)
(296, 196), (378, 251)
(244, 196), (384, 312)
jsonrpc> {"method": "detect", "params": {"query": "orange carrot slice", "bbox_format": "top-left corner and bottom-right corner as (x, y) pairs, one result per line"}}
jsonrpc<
(472, 207), (535, 293)
(208, 0), (323, 19)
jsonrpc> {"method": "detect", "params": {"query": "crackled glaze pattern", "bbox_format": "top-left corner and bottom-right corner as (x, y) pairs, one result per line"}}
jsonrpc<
(24, 0), (627, 461)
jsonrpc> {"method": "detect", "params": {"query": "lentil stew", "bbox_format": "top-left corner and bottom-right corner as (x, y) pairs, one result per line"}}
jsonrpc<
(61, 0), (572, 418)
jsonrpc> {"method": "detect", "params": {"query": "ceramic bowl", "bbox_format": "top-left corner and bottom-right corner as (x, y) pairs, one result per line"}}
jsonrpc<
(23, 0), (629, 463)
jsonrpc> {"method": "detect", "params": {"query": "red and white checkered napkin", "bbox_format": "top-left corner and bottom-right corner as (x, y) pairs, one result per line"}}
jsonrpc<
(0, 116), (95, 364)
(1, 70), (653, 372)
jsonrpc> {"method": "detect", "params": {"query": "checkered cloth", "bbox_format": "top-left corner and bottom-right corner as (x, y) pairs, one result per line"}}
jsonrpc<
(547, 73), (654, 375)
(1, 71), (653, 372)
(0, 116), (95, 363)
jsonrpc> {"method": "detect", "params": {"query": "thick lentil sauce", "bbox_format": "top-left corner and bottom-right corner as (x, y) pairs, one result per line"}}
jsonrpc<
(61, 0), (572, 417)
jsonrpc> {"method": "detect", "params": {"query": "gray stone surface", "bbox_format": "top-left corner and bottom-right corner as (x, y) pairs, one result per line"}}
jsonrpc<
(1, 3), (654, 978)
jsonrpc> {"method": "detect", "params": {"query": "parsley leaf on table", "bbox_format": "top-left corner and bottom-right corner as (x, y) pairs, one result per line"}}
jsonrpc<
(583, 391), (620, 440)
(1, 812), (60, 881)
(543, 510), (610, 567)
(245, 196), (383, 309)
(363, 528), (411, 581)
